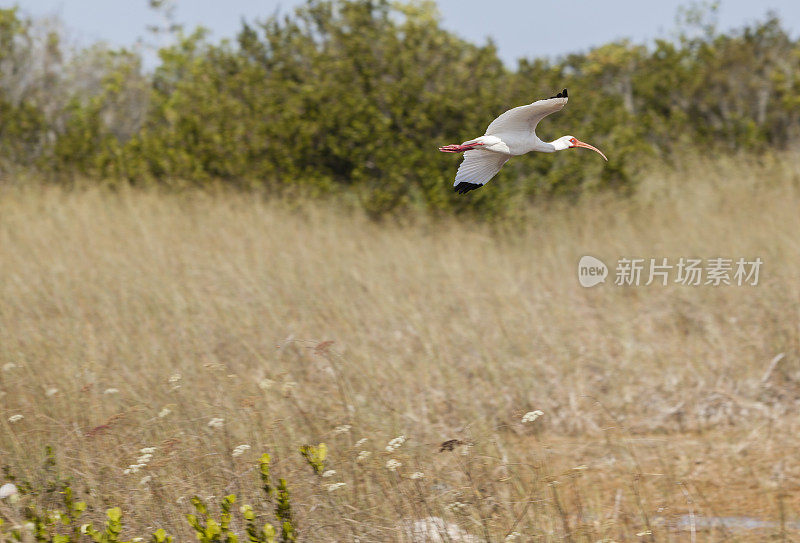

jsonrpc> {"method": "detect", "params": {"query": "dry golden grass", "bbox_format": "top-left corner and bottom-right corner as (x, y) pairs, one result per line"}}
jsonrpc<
(1, 154), (800, 541)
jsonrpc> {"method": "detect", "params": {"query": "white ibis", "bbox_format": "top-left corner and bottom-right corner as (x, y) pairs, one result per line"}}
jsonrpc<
(439, 89), (607, 194)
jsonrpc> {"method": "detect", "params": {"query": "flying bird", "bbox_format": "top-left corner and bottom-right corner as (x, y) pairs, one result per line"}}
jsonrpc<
(439, 89), (607, 194)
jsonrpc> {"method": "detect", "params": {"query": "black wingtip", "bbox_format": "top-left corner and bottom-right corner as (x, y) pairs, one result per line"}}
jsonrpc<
(454, 182), (482, 194)
(550, 88), (568, 99)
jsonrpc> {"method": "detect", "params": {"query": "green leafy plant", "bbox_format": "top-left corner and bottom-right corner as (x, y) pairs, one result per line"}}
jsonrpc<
(186, 495), (239, 543)
(274, 480), (295, 543)
(241, 505), (276, 543)
(0, 451), (173, 543)
(299, 443), (327, 475)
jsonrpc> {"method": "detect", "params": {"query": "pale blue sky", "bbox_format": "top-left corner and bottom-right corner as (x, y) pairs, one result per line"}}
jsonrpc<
(14, 0), (800, 66)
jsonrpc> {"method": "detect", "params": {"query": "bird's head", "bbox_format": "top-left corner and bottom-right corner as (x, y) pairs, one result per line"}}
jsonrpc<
(554, 136), (608, 161)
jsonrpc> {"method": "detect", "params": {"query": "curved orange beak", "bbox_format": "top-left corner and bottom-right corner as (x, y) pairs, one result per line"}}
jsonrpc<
(572, 139), (608, 161)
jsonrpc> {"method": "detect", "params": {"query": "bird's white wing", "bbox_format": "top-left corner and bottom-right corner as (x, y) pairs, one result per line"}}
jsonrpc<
(485, 89), (568, 136)
(453, 150), (509, 193)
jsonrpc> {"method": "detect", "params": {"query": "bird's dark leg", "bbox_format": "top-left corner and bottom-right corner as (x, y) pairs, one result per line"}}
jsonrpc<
(438, 142), (484, 153)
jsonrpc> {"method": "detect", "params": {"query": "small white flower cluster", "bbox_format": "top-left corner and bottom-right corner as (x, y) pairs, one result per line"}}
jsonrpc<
(504, 531), (521, 541)
(103, 388), (119, 395)
(354, 438), (368, 447)
(333, 424), (351, 435)
(521, 410), (544, 423)
(385, 435), (406, 452)
(158, 407), (171, 418)
(0, 483), (18, 499)
(8, 414), (23, 423)
(321, 470), (336, 478)
(124, 447), (156, 474)
(326, 482), (346, 492)
(45, 387), (58, 397)
(356, 451), (371, 462)
(232, 444), (251, 457)
(137, 453), (153, 464)
(409, 472), (425, 480)
(169, 373), (182, 391)
(139, 475), (152, 486)
(208, 417), (225, 429)
(258, 378), (274, 391)
(2, 363), (16, 372)
(386, 459), (402, 471)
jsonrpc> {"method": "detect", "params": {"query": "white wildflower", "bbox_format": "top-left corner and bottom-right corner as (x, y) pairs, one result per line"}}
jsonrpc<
(139, 476), (152, 486)
(356, 450), (371, 462)
(354, 438), (368, 447)
(158, 407), (171, 418)
(136, 454), (153, 464)
(505, 532), (521, 541)
(207, 417), (225, 429)
(132, 538), (144, 542)
(232, 444), (251, 457)
(258, 378), (274, 391)
(2, 363), (16, 372)
(385, 435), (406, 452)
(0, 483), (18, 499)
(521, 410), (544, 423)
(168, 373), (182, 391)
(45, 387), (58, 397)
(386, 459), (402, 471)
(409, 472), (425, 480)
(321, 470), (336, 478)
(333, 424), (351, 435)
(140, 447), (157, 454)
(326, 482), (346, 492)
(123, 463), (146, 475)
(8, 414), (23, 423)
(281, 381), (297, 395)
(103, 388), (119, 395)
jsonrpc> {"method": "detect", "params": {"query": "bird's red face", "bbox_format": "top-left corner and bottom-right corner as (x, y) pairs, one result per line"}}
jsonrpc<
(568, 137), (608, 161)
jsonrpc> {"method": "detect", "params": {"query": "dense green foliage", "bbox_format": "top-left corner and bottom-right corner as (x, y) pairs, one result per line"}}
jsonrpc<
(1, 1), (799, 215)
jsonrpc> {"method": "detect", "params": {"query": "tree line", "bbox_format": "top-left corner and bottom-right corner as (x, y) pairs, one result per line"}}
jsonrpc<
(1, 1), (798, 216)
